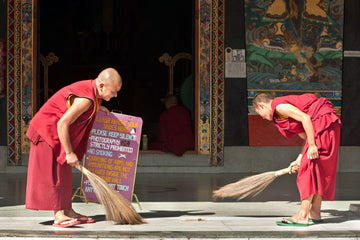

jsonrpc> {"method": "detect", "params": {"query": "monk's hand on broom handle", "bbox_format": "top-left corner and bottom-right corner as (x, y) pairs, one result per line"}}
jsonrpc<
(274, 155), (302, 177)
(65, 151), (81, 167)
(275, 164), (300, 177)
(275, 167), (292, 177)
(288, 153), (302, 174)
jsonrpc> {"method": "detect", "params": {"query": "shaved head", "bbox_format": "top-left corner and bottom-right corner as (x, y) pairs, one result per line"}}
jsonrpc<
(96, 68), (122, 101)
(96, 68), (122, 85)
(164, 95), (179, 109)
(253, 92), (273, 109)
(252, 92), (274, 121)
(165, 95), (178, 106)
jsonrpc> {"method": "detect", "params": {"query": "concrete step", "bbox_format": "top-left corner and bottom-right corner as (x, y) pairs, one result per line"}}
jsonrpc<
(0, 202), (359, 239)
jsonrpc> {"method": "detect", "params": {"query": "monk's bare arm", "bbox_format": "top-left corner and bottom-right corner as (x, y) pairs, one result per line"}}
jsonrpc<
(275, 103), (319, 160)
(298, 132), (306, 140)
(57, 97), (92, 166)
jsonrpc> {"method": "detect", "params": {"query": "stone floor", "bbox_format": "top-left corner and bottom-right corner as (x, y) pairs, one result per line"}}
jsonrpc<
(0, 169), (359, 239)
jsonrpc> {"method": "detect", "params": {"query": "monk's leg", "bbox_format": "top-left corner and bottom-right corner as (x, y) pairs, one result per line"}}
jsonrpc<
(283, 194), (314, 224)
(309, 193), (322, 220)
(26, 136), (72, 211)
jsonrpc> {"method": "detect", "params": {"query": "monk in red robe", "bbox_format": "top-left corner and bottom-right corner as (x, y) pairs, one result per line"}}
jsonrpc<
(26, 68), (122, 227)
(253, 93), (342, 226)
(150, 95), (194, 156)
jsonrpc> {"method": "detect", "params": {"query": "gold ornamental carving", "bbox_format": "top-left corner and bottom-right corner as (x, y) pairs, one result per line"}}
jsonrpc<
(40, 52), (58, 101)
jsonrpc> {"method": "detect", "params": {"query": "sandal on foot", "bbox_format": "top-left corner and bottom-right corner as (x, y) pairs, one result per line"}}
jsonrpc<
(309, 218), (324, 223)
(276, 218), (309, 227)
(77, 215), (95, 224)
(53, 218), (81, 228)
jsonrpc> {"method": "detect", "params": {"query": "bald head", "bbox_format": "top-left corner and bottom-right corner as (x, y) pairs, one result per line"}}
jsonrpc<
(165, 95), (178, 105)
(164, 95), (179, 109)
(96, 68), (122, 85)
(96, 68), (122, 101)
(252, 92), (273, 109)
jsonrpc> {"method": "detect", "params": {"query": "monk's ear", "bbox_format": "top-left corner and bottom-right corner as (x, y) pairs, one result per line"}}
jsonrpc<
(99, 82), (105, 92)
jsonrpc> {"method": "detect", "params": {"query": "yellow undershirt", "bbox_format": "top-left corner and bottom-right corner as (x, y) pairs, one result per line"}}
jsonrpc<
(275, 110), (289, 119)
(66, 94), (100, 122)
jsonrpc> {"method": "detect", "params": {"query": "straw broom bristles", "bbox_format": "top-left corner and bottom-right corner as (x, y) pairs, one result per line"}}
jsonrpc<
(76, 165), (146, 224)
(213, 166), (297, 201)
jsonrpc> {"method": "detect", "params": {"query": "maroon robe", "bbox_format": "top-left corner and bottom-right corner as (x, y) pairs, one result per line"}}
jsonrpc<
(271, 94), (342, 201)
(26, 80), (99, 210)
(150, 106), (194, 156)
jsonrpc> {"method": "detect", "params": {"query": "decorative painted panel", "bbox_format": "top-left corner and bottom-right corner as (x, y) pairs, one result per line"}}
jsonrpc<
(198, 0), (211, 156)
(7, 0), (35, 165)
(21, 0), (34, 154)
(198, 0), (224, 165)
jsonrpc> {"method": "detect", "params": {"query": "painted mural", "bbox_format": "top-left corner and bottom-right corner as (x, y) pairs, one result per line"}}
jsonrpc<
(245, 0), (344, 113)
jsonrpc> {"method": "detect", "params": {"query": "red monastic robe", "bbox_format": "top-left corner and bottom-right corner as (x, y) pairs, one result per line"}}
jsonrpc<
(271, 94), (342, 201)
(26, 80), (99, 210)
(150, 106), (194, 156)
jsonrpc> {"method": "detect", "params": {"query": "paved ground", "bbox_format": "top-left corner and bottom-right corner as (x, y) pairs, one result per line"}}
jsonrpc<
(0, 170), (359, 239)
(0, 201), (359, 239)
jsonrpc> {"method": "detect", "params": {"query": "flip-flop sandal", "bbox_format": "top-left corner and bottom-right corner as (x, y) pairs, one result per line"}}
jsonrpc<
(77, 215), (95, 224)
(53, 218), (81, 228)
(276, 218), (309, 227)
(309, 218), (324, 223)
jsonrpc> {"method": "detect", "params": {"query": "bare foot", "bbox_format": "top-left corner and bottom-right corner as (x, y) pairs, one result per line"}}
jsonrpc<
(54, 210), (76, 223)
(286, 213), (309, 225)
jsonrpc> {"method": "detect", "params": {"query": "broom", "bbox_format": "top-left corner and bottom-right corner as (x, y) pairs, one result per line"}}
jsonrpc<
(75, 165), (146, 224)
(213, 165), (299, 201)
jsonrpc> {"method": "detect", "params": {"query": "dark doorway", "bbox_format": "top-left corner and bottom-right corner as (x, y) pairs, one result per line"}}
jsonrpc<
(39, 0), (193, 145)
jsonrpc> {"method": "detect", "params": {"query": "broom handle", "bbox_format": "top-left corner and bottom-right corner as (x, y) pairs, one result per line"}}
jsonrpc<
(75, 164), (89, 175)
(274, 165), (299, 177)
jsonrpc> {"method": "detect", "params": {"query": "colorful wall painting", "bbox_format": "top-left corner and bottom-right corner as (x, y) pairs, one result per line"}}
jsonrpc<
(245, 0), (343, 114)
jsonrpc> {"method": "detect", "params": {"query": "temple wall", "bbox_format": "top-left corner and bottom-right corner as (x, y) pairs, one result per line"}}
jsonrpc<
(2, 0), (360, 172)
